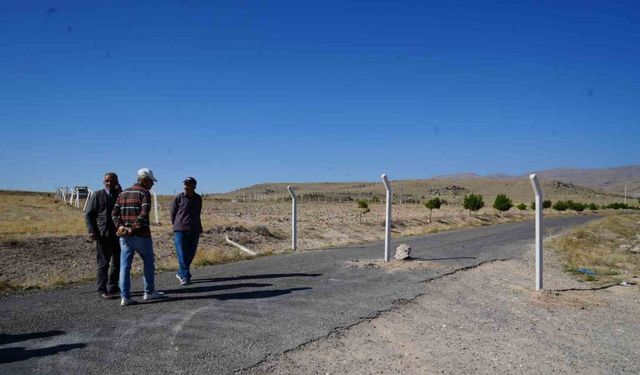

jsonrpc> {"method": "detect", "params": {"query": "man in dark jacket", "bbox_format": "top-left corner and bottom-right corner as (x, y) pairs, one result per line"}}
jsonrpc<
(170, 177), (203, 285)
(85, 172), (122, 299)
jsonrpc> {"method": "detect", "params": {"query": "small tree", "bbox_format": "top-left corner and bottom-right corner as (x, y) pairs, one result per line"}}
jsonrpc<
(517, 203), (527, 210)
(567, 200), (585, 212)
(530, 201), (535, 210)
(543, 200), (552, 209)
(552, 200), (568, 211)
(356, 200), (370, 223)
(463, 194), (484, 216)
(587, 203), (598, 210)
(493, 193), (513, 212)
(424, 198), (442, 221)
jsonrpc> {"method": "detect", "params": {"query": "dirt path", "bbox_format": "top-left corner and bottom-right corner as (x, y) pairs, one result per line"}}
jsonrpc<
(243, 251), (640, 374)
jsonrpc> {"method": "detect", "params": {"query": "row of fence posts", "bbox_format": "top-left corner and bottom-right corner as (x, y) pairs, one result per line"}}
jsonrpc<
(54, 174), (545, 291)
(285, 173), (545, 291)
(236, 193), (428, 204)
(55, 186), (94, 211)
(54, 186), (160, 225)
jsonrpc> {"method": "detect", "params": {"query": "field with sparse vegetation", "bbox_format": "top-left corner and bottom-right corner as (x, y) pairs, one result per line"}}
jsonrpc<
(0, 179), (636, 295)
(547, 213), (640, 284)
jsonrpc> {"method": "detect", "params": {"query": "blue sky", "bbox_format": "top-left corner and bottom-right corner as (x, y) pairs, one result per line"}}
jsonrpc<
(0, 1), (638, 193)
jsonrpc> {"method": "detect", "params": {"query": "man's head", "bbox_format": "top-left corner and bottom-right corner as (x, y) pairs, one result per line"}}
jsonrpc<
(137, 168), (157, 189)
(183, 177), (197, 196)
(103, 172), (119, 191)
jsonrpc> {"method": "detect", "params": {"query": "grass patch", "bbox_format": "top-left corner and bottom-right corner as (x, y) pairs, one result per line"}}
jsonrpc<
(0, 280), (20, 295)
(547, 213), (640, 284)
(0, 192), (86, 241)
(193, 247), (248, 267)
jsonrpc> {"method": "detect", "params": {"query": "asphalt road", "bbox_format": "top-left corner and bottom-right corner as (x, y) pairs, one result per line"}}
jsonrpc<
(0, 216), (597, 374)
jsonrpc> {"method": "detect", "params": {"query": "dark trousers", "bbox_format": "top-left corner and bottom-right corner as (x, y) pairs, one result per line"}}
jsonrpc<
(96, 235), (121, 293)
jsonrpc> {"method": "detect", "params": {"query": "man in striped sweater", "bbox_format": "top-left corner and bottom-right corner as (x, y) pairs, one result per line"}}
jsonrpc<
(112, 168), (167, 306)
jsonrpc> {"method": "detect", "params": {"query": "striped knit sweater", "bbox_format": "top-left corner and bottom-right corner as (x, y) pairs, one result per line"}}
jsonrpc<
(112, 183), (152, 237)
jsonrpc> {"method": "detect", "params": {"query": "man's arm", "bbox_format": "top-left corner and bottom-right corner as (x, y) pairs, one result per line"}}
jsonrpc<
(112, 193), (123, 229)
(133, 190), (151, 229)
(170, 194), (180, 225)
(84, 192), (99, 239)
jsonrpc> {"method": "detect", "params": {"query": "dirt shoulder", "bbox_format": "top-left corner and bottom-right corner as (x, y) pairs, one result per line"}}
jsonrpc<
(243, 251), (640, 375)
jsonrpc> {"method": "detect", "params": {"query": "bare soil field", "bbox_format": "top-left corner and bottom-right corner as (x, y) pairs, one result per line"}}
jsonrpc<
(243, 247), (640, 375)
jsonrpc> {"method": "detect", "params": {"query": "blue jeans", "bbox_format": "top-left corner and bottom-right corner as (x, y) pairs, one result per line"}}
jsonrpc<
(119, 236), (156, 299)
(174, 231), (200, 281)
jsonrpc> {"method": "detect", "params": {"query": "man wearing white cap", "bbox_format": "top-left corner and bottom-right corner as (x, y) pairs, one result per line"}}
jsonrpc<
(112, 168), (167, 306)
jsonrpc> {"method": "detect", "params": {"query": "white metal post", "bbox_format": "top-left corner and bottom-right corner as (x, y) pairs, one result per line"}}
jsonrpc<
(83, 189), (94, 212)
(287, 185), (297, 251)
(381, 174), (393, 262)
(151, 190), (159, 225)
(529, 174), (543, 290)
(624, 184), (627, 205)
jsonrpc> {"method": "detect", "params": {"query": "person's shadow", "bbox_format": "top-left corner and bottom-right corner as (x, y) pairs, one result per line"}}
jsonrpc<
(0, 331), (85, 364)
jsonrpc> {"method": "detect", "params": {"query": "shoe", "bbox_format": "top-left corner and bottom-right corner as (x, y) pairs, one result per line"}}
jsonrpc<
(100, 292), (116, 300)
(121, 298), (137, 306)
(177, 274), (191, 286)
(176, 274), (188, 286)
(143, 291), (167, 301)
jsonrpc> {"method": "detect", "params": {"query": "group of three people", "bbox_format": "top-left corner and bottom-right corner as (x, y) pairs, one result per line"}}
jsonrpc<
(84, 168), (202, 306)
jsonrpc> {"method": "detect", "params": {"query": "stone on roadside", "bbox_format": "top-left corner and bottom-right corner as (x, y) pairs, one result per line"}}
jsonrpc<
(395, 244), (411, 260)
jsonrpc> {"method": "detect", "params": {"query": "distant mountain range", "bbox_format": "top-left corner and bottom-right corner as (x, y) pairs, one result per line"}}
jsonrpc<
(432, 165), (640, 197)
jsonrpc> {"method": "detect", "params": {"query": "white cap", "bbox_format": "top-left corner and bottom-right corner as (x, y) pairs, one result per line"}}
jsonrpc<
(137, 168), (158, 182)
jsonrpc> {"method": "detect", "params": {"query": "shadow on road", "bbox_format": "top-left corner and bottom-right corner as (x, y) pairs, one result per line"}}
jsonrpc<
(214, 287), (312, 300)
(0, 331), (65, 346)
(140, 287), (313, 304)
(0, 344), (86, 364)
(189, 273), (322, 284)
(161, 283), (273, 295)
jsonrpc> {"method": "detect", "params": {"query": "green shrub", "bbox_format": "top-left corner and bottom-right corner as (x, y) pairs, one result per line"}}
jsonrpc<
(553, 200), (569, 211)
(607, 202), (630, 210)
(587, 203), (598, 210)
(357, 200), (370, 223)
(543, 200), (552, 209)
(517, 203), (527, 210)
(567, 200), (586, 212)
(463, 194), (484, 216)
(493, 193), (513, 212)
(424, 198), (442, 221)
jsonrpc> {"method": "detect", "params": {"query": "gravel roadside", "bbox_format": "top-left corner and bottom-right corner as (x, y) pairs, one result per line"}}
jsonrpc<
(243, 250), (640, 375)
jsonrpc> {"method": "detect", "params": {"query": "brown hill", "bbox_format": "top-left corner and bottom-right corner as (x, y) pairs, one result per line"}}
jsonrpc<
(223, 178), (622, 206)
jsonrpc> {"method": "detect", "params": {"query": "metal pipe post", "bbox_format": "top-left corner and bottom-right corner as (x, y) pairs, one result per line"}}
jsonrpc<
(529, 174), (544, 290)
(287, 185), (297, 250)
(381, 174), (393, 262)
(83, 189), (93, 212)
(151, 190), (160, 225)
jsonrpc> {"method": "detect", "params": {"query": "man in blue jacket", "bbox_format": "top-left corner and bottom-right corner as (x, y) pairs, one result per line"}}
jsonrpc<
(171, 177), (203, 285)
(85, 172), (122, 299)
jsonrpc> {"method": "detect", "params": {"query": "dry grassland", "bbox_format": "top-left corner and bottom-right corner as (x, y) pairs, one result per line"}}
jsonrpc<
(0, 185), (627, 294)
(0, 192), (85, 241)
(547, 212), (640, 284)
